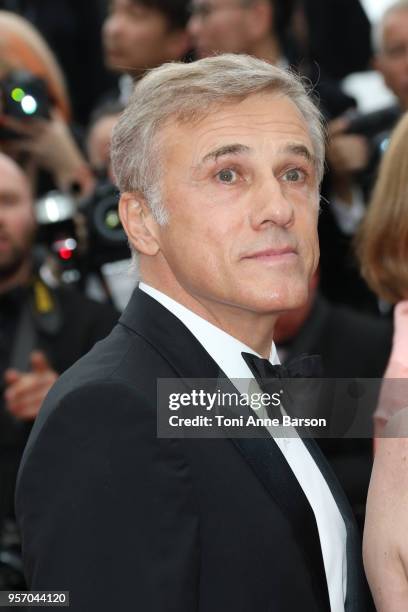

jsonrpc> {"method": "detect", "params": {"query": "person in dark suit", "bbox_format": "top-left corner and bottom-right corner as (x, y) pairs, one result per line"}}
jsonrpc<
(298, 0), (372, 80)
(187, 0), (356, 120)
(274, 273), (392, 535)
(319, 0), (408, 313)
(16, 54), (367, 611)
(0, 153), (118, 586)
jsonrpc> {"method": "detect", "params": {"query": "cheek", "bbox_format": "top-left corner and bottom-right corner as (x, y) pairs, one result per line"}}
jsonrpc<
(211, 17), (235, 41)
(137, 24), (167, 48)
(13, 212), (35, 241)
(297, 213), (319, 260)
(385, 63), (403, 84)
(164, 210), (232, 276)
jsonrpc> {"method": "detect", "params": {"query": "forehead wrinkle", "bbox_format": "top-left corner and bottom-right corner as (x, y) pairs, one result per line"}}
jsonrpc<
(193, 110), (310, 131)
(160, 102), (315, 174)
(191, 128), (313, 169)
(190, 117), (312, 157)
(193, 117), (311, 146)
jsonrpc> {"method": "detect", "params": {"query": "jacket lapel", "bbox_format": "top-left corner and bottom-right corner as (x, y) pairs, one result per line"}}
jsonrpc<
(230, 434), (331, 609)
(303, 439), (367, 612)
(119, 288), (221, 381)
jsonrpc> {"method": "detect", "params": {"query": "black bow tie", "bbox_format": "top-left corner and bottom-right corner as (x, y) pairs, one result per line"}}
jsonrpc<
(241, 352), (323, 382)
(242, 352), (323, 420)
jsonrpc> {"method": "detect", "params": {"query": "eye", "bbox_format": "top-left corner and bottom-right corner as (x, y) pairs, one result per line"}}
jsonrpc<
(282, 168), (306, 183)
(216, 168), (238, 184)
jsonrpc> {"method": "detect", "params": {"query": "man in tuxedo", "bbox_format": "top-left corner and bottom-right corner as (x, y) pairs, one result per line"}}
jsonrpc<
(16, 54), (366, 611)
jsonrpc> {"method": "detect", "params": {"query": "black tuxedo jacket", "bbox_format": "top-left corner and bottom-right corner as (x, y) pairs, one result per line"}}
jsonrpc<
(281, 293), (391, 542)
(16, 289), (366, 611)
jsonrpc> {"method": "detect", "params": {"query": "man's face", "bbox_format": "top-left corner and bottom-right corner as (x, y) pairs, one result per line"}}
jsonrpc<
(152, 93), (320, 316)
(188, 0), (257, 58)
(103, 0), (186, 74)
(377, 9), (408, 109)
(0, 156), (35, 280)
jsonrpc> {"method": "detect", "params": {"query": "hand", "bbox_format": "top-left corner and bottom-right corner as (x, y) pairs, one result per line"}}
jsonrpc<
(4, 351), (58, 421)
(327, 116), (370, 176)
(0, 110), (95, 197)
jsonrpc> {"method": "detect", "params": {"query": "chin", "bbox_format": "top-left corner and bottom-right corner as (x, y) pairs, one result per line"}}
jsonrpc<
(243, 284), (309, 314)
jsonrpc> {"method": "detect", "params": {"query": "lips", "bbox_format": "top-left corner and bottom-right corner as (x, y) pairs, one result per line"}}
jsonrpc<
(104, 43), (124, 59)
(243, 247), (297, 260)
(105, 47), (122, 58)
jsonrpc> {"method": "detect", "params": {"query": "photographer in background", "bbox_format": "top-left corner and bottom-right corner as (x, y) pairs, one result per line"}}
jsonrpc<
(102, 0), (191, 106)
(79, 101), (136, 309)
(0, 0), (115, 126)
(320, 0), (408, 312)
(0, 11), (94, 199)
(298, 0), (372, 81)
(87, 101), (124, 180)
(187, 0), (356, 120)
(0, 153), (118, 588)
(274, 270), (391, 536)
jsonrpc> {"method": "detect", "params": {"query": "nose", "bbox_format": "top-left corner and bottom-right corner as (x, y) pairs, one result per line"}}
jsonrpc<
(103, 14), (122, 41)
(187, 14), (202, 38)
(249, 175), (295, 230)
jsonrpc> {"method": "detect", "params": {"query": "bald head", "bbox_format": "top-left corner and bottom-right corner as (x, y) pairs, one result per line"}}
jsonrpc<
(0, 154), (36, 285)
(0, 154), (32, 199)
(376, 0), (408, 53)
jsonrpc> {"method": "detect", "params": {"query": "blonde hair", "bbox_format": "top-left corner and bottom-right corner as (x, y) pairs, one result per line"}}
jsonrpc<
(356, 112), (408, 303)
(0, 11), (71, 121)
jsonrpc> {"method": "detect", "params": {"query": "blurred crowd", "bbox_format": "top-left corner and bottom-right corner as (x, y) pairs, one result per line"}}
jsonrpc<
(0, 0), (407, 605)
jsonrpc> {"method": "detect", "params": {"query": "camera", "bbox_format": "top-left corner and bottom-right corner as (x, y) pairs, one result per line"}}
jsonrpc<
(0, 70), (51, 139)
(79, 178), (129, 268)
(342, 106), (401, 192)
(346, 106), (401, 163)
(35, 179), (129, 285)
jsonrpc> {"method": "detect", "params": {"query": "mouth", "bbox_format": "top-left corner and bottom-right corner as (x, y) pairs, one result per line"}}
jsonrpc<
(242, 247), (298, 263)
(104, 46), (123, 60)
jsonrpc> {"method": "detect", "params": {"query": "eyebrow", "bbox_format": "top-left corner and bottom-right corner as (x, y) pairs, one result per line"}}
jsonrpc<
(197, 141), (316, 169)
(281, 143), (316, 166)
(200, 143), (252, 166)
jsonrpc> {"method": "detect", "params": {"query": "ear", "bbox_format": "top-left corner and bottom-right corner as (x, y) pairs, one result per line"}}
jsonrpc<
(119, 192), (161, 256)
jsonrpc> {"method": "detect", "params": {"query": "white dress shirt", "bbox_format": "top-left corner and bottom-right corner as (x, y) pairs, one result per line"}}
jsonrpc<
(139, 282), (347, 612)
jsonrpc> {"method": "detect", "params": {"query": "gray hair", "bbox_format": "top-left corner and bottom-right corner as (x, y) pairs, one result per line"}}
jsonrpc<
(373, 0), (408, 54)
(111, 53), (326, 228)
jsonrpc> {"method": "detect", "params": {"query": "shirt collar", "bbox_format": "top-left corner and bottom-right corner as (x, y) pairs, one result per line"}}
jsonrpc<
(118, 74), (135, 105)
(139, 282), (279, 381)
